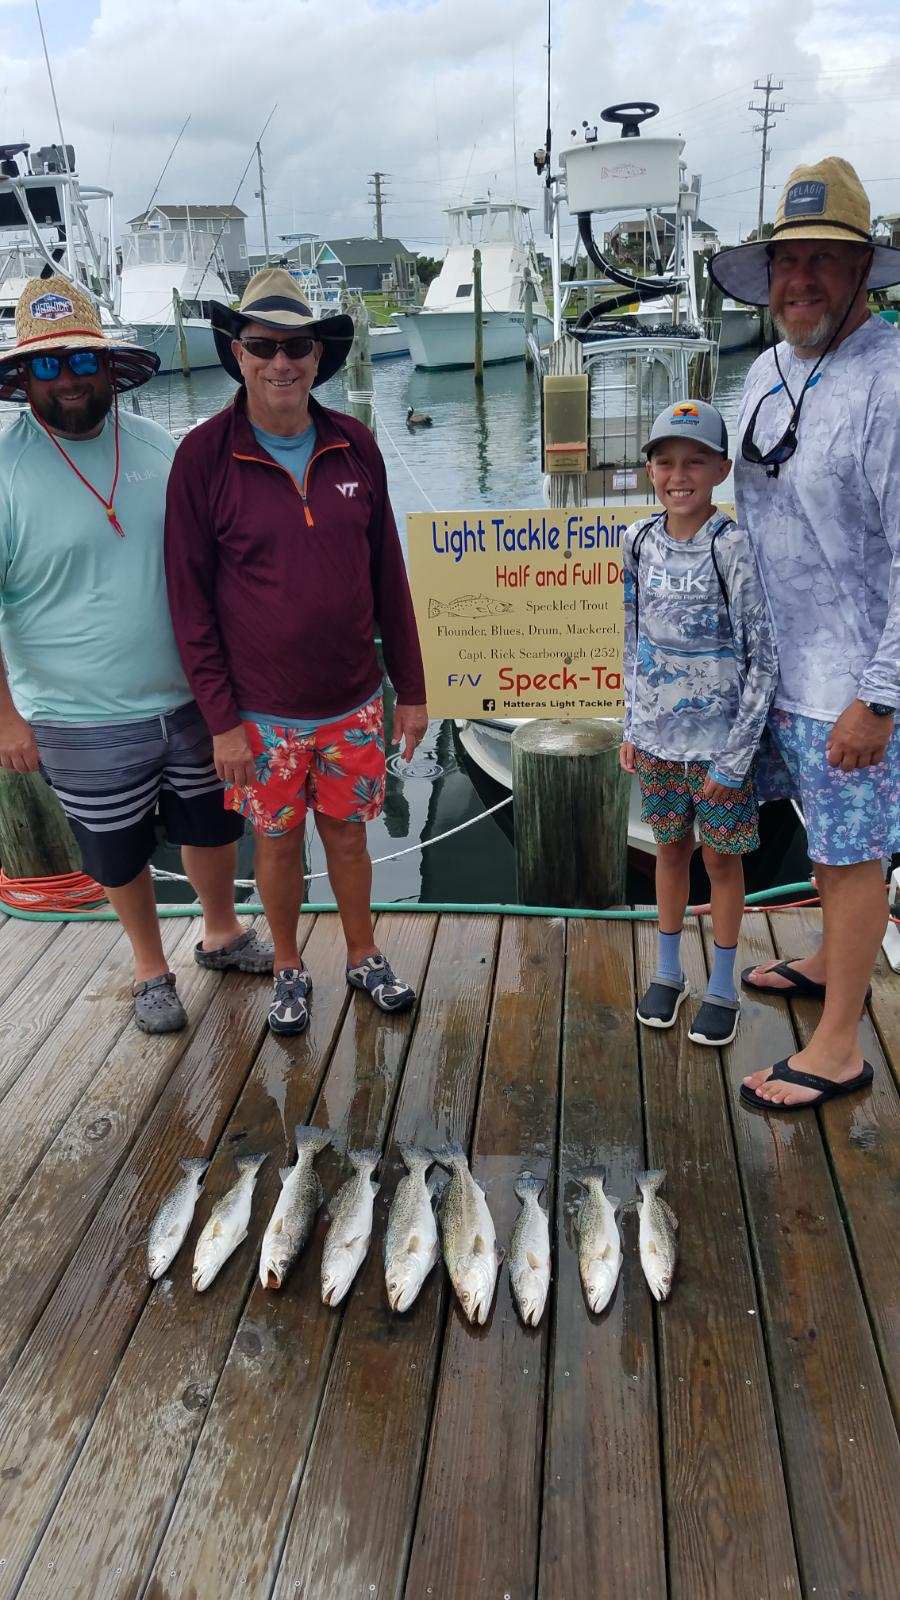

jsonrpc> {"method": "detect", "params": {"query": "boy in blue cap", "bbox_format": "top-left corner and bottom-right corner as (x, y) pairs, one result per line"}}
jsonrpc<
(620, 398), (778, 1046)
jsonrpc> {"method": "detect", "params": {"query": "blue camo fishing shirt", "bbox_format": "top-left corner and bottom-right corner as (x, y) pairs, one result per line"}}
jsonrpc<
(622, 509), (779, 786)
(735, 315), (900, 721)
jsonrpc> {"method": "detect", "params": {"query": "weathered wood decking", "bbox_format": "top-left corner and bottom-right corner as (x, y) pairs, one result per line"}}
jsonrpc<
(0, 906), (897, 1600)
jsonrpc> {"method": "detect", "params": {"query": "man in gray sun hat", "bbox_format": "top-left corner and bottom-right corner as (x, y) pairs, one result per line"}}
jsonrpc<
(165, 269), (428, 1038)
(708, 156), (900, 1114)
(0, 276), (273, 1034)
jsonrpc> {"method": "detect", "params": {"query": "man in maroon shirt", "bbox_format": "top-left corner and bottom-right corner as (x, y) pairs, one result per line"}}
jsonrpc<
(165, 270), (428, 1034)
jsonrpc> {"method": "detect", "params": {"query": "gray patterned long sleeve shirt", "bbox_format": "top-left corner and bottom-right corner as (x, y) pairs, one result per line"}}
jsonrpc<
(734, 315), (900, 719)
(622, 510), (779, 786)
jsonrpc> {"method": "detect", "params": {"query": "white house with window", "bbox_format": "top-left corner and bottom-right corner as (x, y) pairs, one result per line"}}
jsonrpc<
(127, 204), (249, 275)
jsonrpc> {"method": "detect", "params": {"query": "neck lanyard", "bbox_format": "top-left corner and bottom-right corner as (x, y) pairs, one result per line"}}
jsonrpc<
(33, 387), (125, 538)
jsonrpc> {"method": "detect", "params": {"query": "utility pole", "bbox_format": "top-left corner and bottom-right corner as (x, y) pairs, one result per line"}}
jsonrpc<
(255, 142), (271, 266)
(749, 76), (786, 241)
(368, 171), (389, 241)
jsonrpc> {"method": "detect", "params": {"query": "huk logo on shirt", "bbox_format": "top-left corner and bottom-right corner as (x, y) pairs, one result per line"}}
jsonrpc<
(336, 481), (359, 498)
(647, 564), (705, 596)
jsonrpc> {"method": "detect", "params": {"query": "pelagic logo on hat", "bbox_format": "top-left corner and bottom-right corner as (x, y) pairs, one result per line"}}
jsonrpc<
(29, 291), (75, 320)
(784, 180), (827, 218)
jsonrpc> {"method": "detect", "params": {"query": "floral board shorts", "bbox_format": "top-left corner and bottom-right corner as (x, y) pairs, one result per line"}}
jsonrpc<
(226, 696), (386, 836)
(634, 748), (759, 855)
(766, 707), (900, 867)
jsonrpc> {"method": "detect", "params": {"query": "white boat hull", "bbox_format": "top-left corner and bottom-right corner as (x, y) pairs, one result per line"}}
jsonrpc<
(370, 323), (409, 360)
(395, 309), (553, 370)
(132, 319), (221, 373)
(719, 307), (759, 354)
(455, 718), (657, 858)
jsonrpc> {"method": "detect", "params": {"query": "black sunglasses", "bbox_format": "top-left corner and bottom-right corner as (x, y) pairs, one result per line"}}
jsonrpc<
(239, 335), (316, 360)
(740, 384), (807, 476)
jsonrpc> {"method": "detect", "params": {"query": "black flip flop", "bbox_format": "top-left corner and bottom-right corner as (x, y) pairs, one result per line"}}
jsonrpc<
(739, 1057), (874, 1114)
(740, 961), (826, 1000)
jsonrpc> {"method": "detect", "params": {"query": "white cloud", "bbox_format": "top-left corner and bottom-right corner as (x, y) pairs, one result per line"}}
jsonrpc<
(1, 0), (897, 253)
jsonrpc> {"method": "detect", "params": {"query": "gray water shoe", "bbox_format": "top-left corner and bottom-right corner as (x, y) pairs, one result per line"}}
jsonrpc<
(269, 965), (312, 1035)
(133, 972), (188, 1034)
(195, 927), (274, 973)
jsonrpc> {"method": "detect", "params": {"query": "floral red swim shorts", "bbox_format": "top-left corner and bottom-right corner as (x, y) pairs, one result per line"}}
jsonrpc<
(226, 696), (386, 836)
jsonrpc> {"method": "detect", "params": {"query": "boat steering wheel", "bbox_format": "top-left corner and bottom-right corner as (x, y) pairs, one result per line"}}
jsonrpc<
(600, 102), (660, 138)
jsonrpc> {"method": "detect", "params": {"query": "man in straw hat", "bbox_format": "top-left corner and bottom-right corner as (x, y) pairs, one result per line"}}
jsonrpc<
(165, 269), (428, 1036)
(708, 158), (900, 1113)
(0, 276), (274, 1032)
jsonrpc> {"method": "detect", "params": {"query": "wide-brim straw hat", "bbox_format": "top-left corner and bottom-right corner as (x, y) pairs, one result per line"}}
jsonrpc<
(0, 274), (159, 403)
(708, 157), (900, 306)
(210, 267), (354, 387)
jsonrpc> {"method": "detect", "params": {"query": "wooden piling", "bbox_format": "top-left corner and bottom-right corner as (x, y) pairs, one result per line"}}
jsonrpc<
(692, 252), (722, 402)
(511, 720), (629, 908)
(523, 277), (535, 371)
(0, 772), (82, 879)
(341, 292), (375, 435)
(473, 247), (484, 385)
(173, 290), (190, 377)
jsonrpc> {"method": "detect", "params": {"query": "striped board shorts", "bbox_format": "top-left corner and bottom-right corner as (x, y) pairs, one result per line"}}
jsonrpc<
(33, 700), (243, 888)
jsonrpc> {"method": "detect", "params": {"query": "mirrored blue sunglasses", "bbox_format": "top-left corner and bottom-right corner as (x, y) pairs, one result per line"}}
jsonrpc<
(25, 349), (102, 382)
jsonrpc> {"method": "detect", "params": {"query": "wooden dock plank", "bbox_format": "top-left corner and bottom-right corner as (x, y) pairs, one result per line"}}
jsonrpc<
(539, 919), (666, 1600)
(13, 915), (340, 1600)
(714, 911), (900, 1598)
(0, 920), (121, 1111)
(138, 913), (436, 1600)
(0, 917), (223, 1388)
(0, 938), (276, 1599)
(635, 919), (801, 1600)
(404, 915), (566, 1600)
(272, 914), (500, 1600)
(0, 917), (62, 1010)
(768, 909), (900, 1414)
(0, 923), (156, 1217)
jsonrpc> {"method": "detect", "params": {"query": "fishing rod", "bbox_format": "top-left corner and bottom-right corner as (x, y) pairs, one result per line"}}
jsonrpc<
(140, 113), (192, 222)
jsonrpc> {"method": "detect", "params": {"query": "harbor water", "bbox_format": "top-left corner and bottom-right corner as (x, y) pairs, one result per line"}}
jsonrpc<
(139, 347), (806, 907)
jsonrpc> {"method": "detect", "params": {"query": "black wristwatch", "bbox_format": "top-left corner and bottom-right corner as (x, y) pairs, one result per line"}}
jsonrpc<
(862, 700), (895, 717)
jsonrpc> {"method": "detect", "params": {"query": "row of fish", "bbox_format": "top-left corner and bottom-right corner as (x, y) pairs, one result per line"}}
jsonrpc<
(147, 1129), (678, 1325)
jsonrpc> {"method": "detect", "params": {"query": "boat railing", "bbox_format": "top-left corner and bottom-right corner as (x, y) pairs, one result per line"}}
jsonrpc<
(121, 230), (222, 274)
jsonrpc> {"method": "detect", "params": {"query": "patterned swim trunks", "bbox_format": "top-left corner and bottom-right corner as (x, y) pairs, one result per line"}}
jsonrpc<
(226, 695), (386, 836)
(634, 748), (759, 854)
(768, 707), (900, 866)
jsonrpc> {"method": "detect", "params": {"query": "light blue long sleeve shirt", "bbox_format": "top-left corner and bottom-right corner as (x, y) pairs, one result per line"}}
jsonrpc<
(735, 315), (900, 720)
(622, 509), (779, 785)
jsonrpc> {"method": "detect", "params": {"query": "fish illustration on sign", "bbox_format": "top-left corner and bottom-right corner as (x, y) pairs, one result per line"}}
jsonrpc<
(428, 595), (513, 620)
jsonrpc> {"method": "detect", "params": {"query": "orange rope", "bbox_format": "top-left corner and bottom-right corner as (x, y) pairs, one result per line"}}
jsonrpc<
(0, 868), (107, 912)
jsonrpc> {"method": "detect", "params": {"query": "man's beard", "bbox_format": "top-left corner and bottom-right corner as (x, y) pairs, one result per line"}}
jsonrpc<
(32, 381), (113, 435)
(772, 305), (840, 351)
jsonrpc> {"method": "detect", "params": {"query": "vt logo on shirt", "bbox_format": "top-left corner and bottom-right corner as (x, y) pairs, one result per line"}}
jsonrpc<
(336, 481), (359, 499)
(646, 564), (705, 596)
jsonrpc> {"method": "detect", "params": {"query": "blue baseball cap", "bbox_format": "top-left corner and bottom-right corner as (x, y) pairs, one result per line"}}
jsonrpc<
(642, 399), (729, 457)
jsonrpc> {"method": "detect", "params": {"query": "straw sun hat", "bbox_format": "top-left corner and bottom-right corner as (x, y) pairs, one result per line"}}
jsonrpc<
(0, 274), (159, 403)
(209, 267), (354, 388)
(708, 156), (900, 307)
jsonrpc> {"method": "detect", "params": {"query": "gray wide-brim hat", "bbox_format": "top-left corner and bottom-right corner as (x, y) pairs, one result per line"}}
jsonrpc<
(708, 156), (900, 307)
(210, 267), (354, 386)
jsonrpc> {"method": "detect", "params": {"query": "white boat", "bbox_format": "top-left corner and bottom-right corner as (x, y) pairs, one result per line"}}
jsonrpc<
(393, 199), (552, 369)
(632, 294), (757, 353)
(118, 226), (234, 373)
(0, 140), (134, 359)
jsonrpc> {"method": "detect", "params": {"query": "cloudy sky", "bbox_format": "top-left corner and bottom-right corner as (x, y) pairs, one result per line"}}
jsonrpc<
(2, 0), (898, 255)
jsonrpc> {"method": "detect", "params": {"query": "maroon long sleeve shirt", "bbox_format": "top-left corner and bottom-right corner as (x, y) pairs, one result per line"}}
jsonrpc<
(164, 391), (426, 735)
